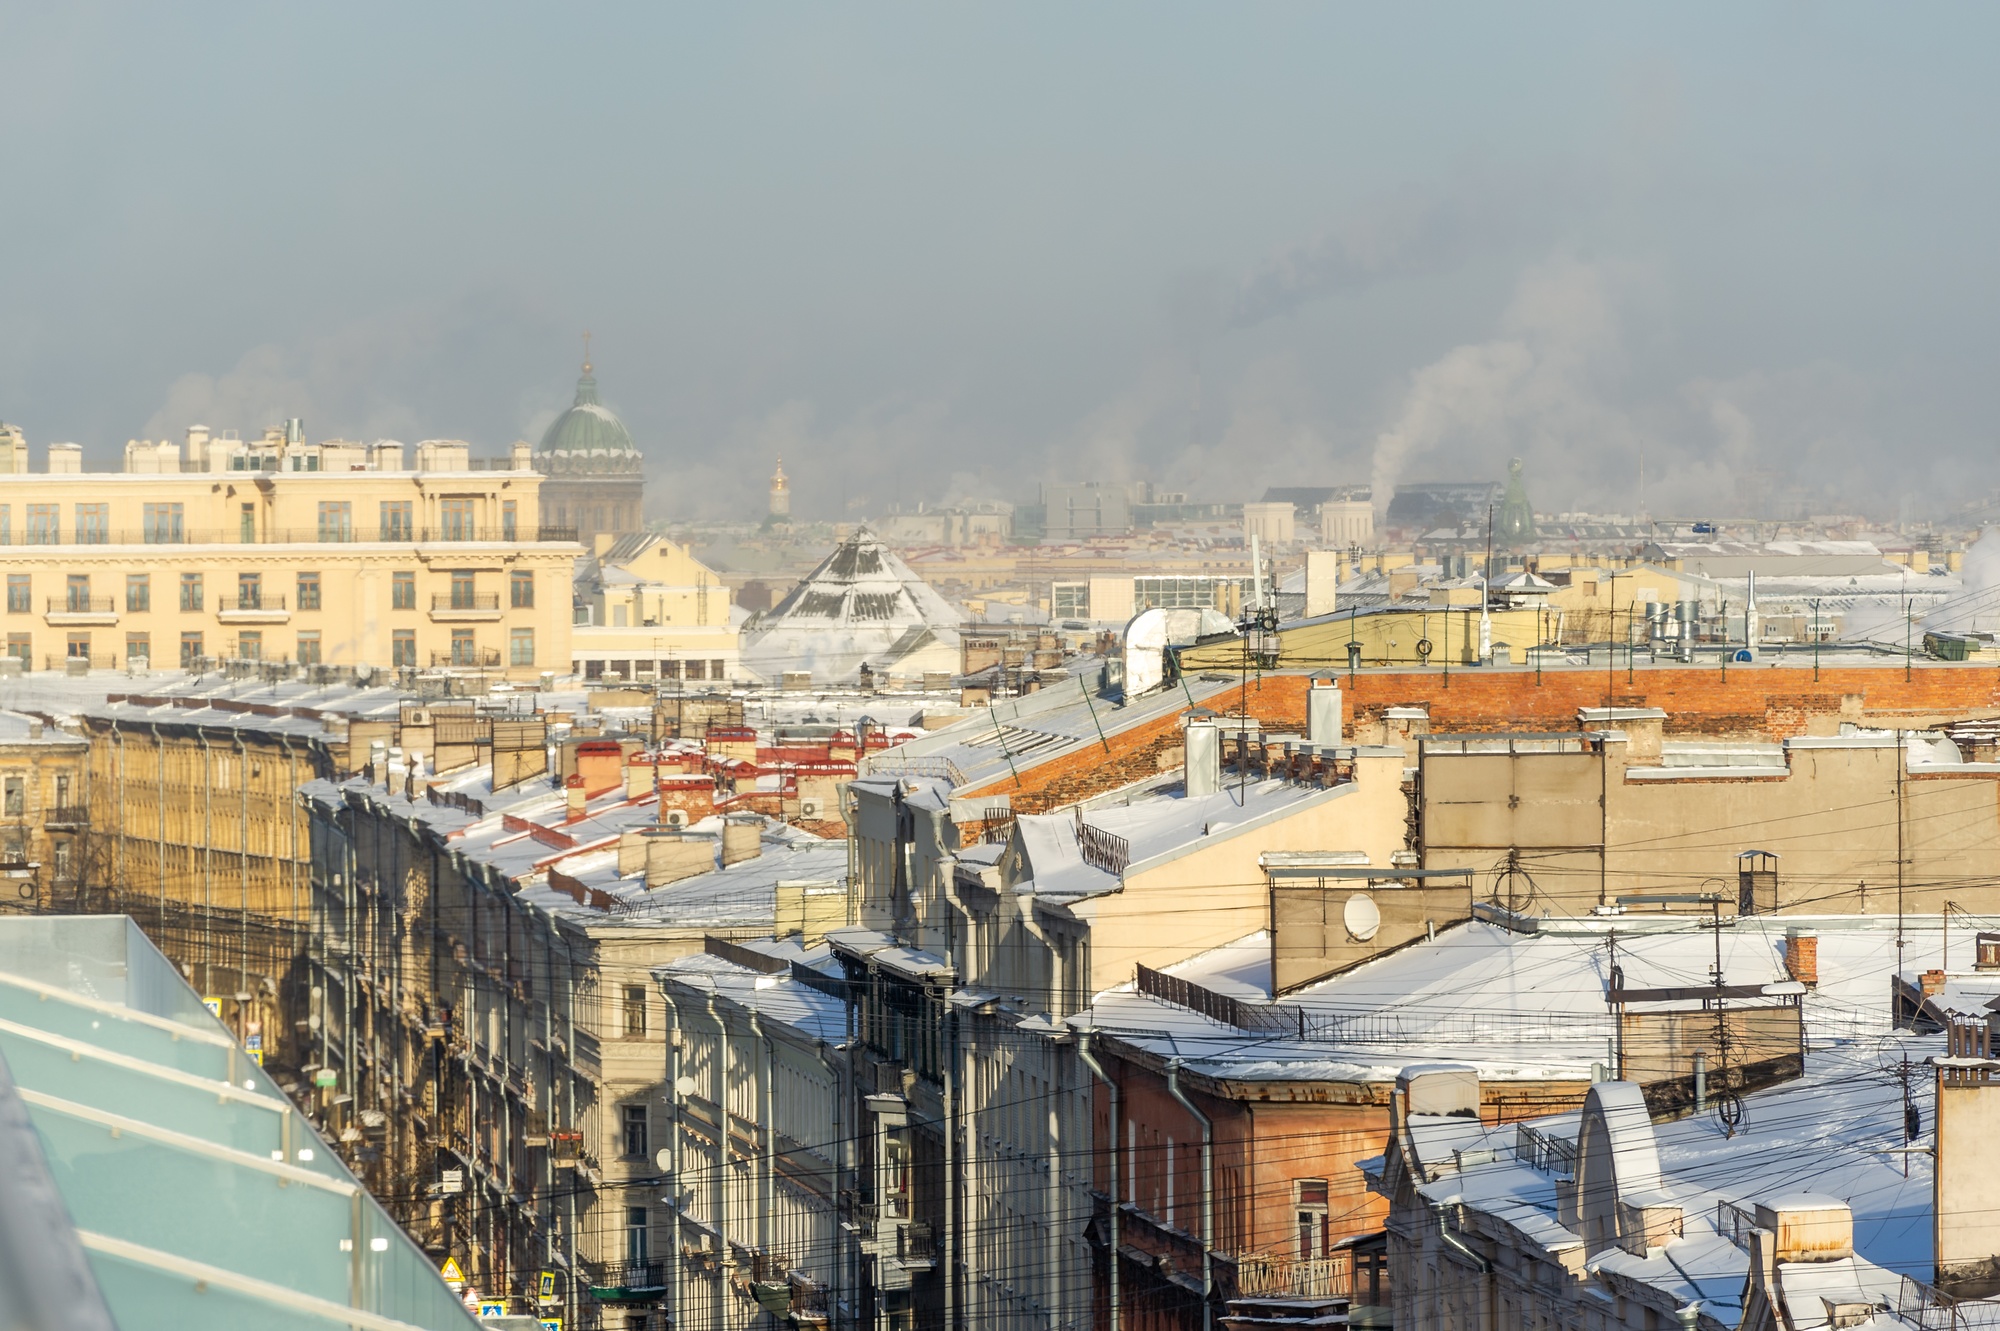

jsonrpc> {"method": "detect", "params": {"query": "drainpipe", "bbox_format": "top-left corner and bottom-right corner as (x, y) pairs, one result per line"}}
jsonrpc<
(661, 985), (687, 1331)
(817, 1039), (848, 1317)
(1165, 1059), (1213, 1331)
(1078, 1030), (1120, 1331)
(748, 1006), (777, 1265)
(1427, 1201), (1495, 1331)
(706, 988), (732, 1330)
(148, 721), (167, 928)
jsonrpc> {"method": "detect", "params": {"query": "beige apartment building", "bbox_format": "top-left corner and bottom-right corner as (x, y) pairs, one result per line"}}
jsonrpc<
(0, 438), (578, 678)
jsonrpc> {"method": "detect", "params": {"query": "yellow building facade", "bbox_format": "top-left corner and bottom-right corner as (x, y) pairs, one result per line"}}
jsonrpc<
(0, 442), (579, 679)
(570, 532), (742, 682)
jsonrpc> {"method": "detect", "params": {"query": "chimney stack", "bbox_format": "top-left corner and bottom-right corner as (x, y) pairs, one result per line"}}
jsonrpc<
(564, 774), (586, 819)
(1306, 674), (1343, 746)
(1783, 929), (1818, 987)
(1184, 714), (1220, 797)
(1935, 1020), (2000, 1297)
(722, 815), (762, 866)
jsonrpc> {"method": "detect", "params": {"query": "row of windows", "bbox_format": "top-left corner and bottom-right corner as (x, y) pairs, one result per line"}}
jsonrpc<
(5, 570), (535, 613)
(580, 658), (727, 681)
(4, 628), (535, 669)
(0, 499), (516, 545)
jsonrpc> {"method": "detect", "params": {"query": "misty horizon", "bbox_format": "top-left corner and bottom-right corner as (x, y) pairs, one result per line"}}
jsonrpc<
(6, 6), (2000, 526)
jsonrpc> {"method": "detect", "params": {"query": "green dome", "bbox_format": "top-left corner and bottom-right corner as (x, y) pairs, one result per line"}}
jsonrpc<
(535, 364), (641, 475)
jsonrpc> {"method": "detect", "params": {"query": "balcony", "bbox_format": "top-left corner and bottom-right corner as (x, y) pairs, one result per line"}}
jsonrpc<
(217, 595), (290, 623)
(43, 806), (88, 830)
(429, 593), (503, 623)
(43, 597), (118, 626)
(431, 648), (502, 669)
(585, 1260), (667, 1305)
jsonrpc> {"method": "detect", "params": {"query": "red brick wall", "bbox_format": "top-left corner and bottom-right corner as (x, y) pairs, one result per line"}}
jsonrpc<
(1205, 665), (2000, 742)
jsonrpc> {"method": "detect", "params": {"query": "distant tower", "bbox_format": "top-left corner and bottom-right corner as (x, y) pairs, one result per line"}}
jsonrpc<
(769, 458), (791, 521)
(1496, 456), (1538, 548)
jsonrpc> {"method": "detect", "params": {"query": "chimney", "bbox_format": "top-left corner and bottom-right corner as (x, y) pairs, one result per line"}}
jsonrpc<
(722, 815), (762, 866)
(1935, 1032), (2000, 1297)
(1922, 969), (1948, 998)
(1184, 714), (1220, 797)
(564, 774), (586, 819)
(46, 443), (82, 474)
(646, 831), (716, 888)
(509, 440), (534, 470)
(1304, 549), (1339, 619)
(624, 756), (656, 801)
(1306, 674), (1344, 746)
(1783, 929), (1818, 987)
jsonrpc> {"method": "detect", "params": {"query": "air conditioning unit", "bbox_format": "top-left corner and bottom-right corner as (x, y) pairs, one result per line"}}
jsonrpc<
(800, 798), (823, 820)
(663, 808), (688, 828)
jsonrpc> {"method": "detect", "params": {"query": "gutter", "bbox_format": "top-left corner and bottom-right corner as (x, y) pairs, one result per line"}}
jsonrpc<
(1078, 1030), (1120, 1331)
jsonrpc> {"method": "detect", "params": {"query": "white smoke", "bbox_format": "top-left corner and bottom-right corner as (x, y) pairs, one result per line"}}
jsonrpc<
(1367, 257), (1624, 522)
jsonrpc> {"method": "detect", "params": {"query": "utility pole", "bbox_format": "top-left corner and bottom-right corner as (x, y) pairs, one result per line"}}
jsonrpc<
(1811, 597), (1821, 683)
(1896, 728), (1907, 980)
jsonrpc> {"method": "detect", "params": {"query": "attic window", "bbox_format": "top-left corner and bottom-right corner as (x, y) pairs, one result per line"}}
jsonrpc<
(796, 592), (846, 617)
(849, 593), (901, 620)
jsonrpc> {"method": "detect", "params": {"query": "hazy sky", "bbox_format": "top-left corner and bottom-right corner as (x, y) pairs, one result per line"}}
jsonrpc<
(4, 4), (1999, 522)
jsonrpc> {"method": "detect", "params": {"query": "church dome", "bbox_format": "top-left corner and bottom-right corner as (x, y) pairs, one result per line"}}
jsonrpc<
(535, 362), (641, 476)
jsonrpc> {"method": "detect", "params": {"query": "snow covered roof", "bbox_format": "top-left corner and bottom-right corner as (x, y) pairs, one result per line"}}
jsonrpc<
(741, 527), (966, 685)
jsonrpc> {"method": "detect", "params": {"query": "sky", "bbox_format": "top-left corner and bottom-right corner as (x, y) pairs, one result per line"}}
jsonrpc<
(3, 4), (1999, 524)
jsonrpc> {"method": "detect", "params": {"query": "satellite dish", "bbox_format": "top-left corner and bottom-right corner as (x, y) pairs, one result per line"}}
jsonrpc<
(674, 1076), (696, 1098)
(654, 1148), (673, 1173)
(1123, 609), (1173, 697)
(1343, 892), (1382, 943)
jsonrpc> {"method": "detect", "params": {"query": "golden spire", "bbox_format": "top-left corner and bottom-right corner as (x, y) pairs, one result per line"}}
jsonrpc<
(581, 330), (593, 375)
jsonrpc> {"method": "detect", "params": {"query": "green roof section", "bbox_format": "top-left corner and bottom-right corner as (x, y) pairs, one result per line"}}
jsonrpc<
(0, 916), (480, 1331)
(535, 362), (641, 474)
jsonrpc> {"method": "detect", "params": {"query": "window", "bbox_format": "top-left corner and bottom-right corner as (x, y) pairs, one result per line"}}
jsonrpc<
(297, 572), (321, 610)
(625, 1206), (649, 1266)
(53, 774), (68, 808)
(74, 504), (108, 545)
(297, 631), (321, 665)
(451, 629), (475, 665)
(179, 632), (203, 669)
(125, 633), (150, 664)
(52, 841), (71, 880)
(660, 659), (682, 680)
(4, 635), (26, 664)
(391, 571), (416, 610)
(179, 573), (203, 612)
(379, 501), (413, 541)
(236, 630), (262, 661)
(239, 503), (256, 543)
(125, 574), (149, 613)
(391, 630), (416, 668)
(0, 505), (9, 544)
(441, 498), (475, 541)
(510, 571), (534, 608)
(1296, 1179), (1330, 1259)
(237, 572), (261, 609)
(2, 777), (22, 817)
(685, 659), (706, 681)
(5, 576), (27, 614)
(142, 502), (184, 544)
(450, 571), (476, 609)
(621, 1106), (648, 1159)
(710, 659), (725, 682)
(316, 501), (352, 543)
(611, 603), (627, 628)
(623, 986), (647, 1037)
(65, 575), (90, 612)
(65, 633), (90, 660)
(501, 500), (517, 542)
(1052, 582), (1089, 619)
(509, 627), (535, 667)
(26, 504), (58, 545)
